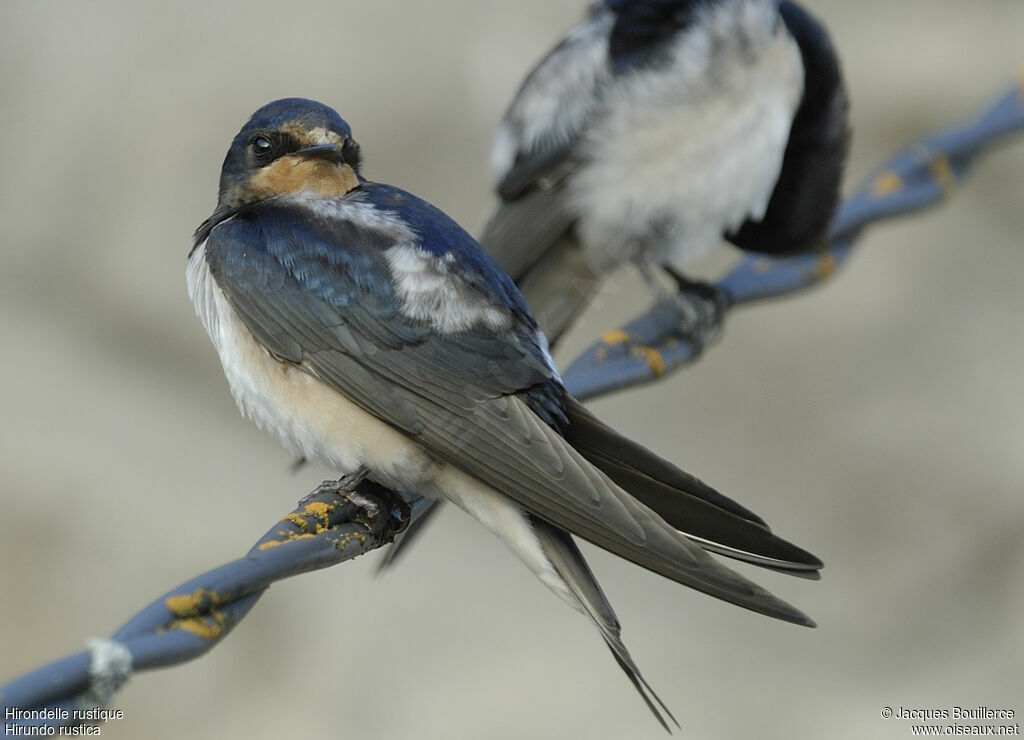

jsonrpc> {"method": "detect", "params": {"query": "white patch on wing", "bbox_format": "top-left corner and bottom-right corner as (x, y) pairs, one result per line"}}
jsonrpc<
(289, 191), (418, 243)
(491, 10), (614, 180)
(569, 0), (804, 270)
(187, 241), (438, 490)
(385, 243), (512, 334)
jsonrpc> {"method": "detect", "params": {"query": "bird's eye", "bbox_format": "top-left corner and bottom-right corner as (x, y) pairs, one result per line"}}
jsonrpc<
(250, 135), (273, 157)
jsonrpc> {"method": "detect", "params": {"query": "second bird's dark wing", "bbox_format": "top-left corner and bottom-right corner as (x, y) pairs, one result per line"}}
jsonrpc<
(725, 0), (849, 255)
(480, 9), (614, 298)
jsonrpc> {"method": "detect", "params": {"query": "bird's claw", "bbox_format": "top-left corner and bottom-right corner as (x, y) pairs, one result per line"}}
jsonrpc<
(344, 482), (412, 542)
(297, 470), (369, 506)
(660, 267), (730, 352)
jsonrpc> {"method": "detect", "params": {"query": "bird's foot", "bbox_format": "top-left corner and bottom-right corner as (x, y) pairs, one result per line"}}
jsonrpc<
(297, 469), (370, 506)
(296, 472), (412, 543)
(561, 269), (731, 398)
(659, 265), (730, 353)
(344, 481), (413, 542)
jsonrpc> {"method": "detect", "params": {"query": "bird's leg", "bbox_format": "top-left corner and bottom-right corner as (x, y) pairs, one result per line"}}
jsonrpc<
(578, 260), (728, 387)
(634, 257), (672, 299)
(344, 479), (414, 542)
(627, 259), (728, 353)
(660, 263), (729, 350)
(297, 468), (370, 505)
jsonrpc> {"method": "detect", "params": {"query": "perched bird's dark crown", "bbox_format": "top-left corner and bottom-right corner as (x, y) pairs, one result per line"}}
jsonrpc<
(604, 0), (713, 70)
(240, 97), (353, 139)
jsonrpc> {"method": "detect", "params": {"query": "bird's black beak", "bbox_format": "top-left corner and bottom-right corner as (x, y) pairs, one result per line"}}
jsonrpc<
(294, 143), (344, 162)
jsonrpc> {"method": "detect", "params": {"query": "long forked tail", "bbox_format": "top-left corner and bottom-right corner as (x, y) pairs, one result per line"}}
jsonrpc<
(560, 396), (823, 578)
(533, 517), (679, 733)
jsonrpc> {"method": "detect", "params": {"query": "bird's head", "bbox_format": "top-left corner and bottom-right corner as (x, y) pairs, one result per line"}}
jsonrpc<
(216, 98), (363, 209)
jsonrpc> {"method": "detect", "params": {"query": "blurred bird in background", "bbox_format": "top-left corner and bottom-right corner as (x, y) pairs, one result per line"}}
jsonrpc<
(190, 98), (823, 728)
(483, 0), (849, 345)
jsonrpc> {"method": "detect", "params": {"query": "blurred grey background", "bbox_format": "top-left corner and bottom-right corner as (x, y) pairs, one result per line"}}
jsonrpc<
(2, 1), (1022, 738)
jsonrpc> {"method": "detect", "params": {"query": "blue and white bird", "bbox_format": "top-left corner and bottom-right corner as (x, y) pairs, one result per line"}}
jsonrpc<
(188, 98), (822, 728)
(481, 0), (849, 343)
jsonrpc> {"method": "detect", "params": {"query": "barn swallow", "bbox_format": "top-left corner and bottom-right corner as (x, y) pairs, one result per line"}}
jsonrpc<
(481, 0), (849, 343)
(188, 98), (822, 728)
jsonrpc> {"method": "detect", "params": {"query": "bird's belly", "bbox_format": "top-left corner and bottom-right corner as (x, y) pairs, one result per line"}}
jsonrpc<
(570, 2), (803, 270)
(187, 245), (439, 491)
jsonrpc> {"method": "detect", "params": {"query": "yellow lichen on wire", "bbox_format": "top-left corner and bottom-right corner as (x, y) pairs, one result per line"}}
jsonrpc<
(169, 613), (228, 641)
(280, 513), (309, 532)
(600, 329), (631, 345)
(929, 153), (957, 198)
(633, 346), (666, 377)
(871, 170), (904, 198)
(165, 588), (222, 618)
(258, 501), (339, 550)
(303, 501), (335, 535)
(164, 588), (228, 641)
(814, 253), (839, 282)
(257, 532), (316, 551)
